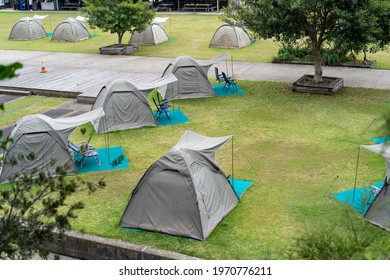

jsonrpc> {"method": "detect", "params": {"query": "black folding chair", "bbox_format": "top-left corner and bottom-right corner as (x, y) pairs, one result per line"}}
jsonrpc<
(215, 67), (224, 83)
(221, 71), (238, 92)
(152, 97), (171, 121)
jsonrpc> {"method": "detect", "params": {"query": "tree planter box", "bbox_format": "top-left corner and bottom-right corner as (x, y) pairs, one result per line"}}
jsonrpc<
(292, 74), (344, 95)
(99, 44), (138, 55)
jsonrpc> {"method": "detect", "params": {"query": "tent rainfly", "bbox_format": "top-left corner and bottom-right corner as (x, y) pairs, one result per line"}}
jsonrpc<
(0, 109), (105, 184)
(75, 15), (89, 26)
(129, 23), (169, 46)
(359, 144), (390, 232)
(9, 17), (47, 41)
(120, 130), (239, 240)
(32, 14), (49, 25)
(160, 53), (230, 100)
(92, 74), (177, 133)
(51, 18), (91, 42)
(209, 24), (251, 49)
(152, 17), (170, 29)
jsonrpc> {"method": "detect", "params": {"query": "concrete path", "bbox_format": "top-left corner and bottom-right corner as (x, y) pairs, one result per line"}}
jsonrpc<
(1, 49), (390, 90)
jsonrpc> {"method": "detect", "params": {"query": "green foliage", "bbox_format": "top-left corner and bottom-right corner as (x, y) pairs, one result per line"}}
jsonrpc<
(0, 164), (106, 259)
(111, 155), (125, 167)
(81, 0), (156, 44)
(0, 63), (21, 148)
(223, 0), (390, 81)
(0, 64), (105, 260)
(290, 209), (390, 260)
(0, 63), (23, 81)
(274, 45), (311, 62)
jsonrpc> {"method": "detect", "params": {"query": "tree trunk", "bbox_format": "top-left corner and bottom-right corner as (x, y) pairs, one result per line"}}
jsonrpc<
(313, 46), (323, 83)
(118, 33), (124, 45)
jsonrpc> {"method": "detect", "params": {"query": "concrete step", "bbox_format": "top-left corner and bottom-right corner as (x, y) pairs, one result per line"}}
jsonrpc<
(0, 87), (31, 96)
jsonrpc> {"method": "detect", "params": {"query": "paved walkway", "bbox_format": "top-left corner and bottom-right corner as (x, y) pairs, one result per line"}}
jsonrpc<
(1, 49), (390, 90)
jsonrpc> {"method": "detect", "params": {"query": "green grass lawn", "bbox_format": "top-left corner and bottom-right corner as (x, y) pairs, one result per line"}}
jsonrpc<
(1, 11), (390, 259)
(65, 81), (390, 259)
(1, 11), (389, 68)
(0, 96), (65, 126)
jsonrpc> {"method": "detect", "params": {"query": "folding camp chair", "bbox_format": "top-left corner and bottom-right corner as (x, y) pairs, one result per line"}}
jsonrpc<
(68, 141), (101, 167)
(215, 67), (224, 83)
(221, 71), (238, 92)
(152, 96), (171, 121)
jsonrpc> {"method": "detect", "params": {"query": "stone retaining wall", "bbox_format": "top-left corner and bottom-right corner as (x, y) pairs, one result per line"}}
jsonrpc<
(44, 230), (200, 260)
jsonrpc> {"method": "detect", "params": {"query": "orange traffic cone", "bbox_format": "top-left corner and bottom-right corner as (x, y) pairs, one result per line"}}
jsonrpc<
(40, 61), (47, 73)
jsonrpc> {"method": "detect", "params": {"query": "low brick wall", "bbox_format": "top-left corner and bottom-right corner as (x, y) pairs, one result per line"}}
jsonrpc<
(44, 230), (199, 260)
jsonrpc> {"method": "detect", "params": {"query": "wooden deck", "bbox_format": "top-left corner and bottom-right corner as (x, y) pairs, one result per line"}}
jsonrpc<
(0, 66), (161, 104)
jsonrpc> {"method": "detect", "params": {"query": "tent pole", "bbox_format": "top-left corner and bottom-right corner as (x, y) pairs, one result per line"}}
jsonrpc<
(225, 59), (229, 77)
(232, 136), (234, 189)
(352, 146), (361, 203)
(231, 55), (234, 77)
(103, 117), (110, 164)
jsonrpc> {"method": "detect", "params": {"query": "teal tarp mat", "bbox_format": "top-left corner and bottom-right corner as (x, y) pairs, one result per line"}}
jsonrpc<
(371, 136), (390, 144)
(154, 109), (189, 126)
(213, 84), (246, 97)
(332, 181), (384, 214)
(230, 178), (253, 198)
(75, 146), (129, 173)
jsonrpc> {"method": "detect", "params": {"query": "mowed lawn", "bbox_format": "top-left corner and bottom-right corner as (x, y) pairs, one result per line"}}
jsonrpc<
(1, 11), (390, 68)
(66, 82), (390, 259)
(1, 11), (390, 259)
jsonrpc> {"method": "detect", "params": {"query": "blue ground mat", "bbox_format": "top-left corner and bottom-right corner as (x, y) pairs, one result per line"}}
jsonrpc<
(154, 109), (189, 126)
(213, 84), (247, 97)
(332, 181), (384, 214)
(371, 136), (390, 144)
(75, 146), (129, 173)
(230, 178), (253, 198)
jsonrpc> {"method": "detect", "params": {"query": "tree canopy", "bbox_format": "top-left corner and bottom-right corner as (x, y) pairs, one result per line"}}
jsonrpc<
(81, 0), (155, 45)
(223, 0), (390, 82)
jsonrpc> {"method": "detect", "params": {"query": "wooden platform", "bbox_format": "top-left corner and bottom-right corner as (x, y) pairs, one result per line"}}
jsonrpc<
(0, 66), (160, 104)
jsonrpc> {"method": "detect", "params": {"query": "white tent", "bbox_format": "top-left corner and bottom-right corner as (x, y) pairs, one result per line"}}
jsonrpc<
(92, 74), (177, 133)
(359, 143), (390, 231)
(129, 23), (169, 46)
(51, 18), (91, 42)
(9, 17), (47, 41)
(210, 24), (251, 49)
(0, 109), (105, 184)
(160, 53), (230, 100)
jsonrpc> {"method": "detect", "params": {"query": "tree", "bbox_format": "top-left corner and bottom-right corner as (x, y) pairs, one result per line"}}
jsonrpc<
(223, 0), (390, 82)
(0, 64), (105, 260)
(81, 0), (156, 45)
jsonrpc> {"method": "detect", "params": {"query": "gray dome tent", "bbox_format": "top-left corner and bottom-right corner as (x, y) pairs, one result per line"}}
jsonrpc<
(160, 53), (230, 100)
(51, 18), (91, 42)
(360, 144), (390, 232)
(210, 24), (251, 49)
(92, 75), (177, 133)
(120, 130), (239, 240)
(0, 109), (104, 184)
(129, 23), (169, 46)
(9, 17), (47, 41)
